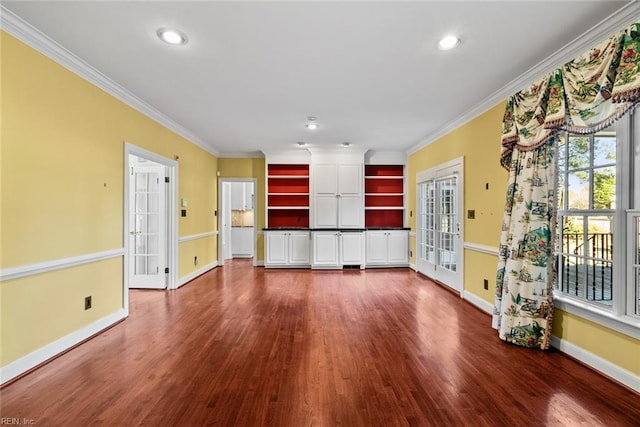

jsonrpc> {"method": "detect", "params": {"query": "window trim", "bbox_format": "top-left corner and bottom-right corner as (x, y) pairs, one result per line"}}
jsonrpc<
(553, 111), (640, 339)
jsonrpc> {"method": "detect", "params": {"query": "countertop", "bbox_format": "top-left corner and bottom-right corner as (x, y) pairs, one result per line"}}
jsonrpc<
(262, 227), (410, 231)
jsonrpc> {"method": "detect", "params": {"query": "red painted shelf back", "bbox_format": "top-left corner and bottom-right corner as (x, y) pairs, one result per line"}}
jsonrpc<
(365, 210), (404, 228)
(268, 209), (310, 227)
(364, 165), (403, 176)
(365, 195), (404, 207)
(268, 178), (309, 193)
(268, 164), (310, 176)
(268, 194), (309, 207)
(365, 179), (403, 194)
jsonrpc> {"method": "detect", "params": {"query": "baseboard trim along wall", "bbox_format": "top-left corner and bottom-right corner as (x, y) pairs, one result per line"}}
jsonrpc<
(0, 309), (127, 386)
(177, 261), (218, 288)
(0, 248), (125, 282)
(550, 335), (640, 393)
(462, 291), (493, 314)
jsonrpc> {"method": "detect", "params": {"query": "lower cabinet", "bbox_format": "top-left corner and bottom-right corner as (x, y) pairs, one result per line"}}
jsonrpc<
(365, 230), (409, 267)
(264, 230), (310, 268)
(311, 231), (364, 269)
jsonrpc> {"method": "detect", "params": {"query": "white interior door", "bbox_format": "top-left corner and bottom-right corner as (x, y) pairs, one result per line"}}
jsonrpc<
(129, 158), (167, 289)
(417, 159), (463, 292)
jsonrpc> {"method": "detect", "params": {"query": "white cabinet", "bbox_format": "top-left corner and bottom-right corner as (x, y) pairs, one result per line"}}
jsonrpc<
(230, 182), (253, 210)
(340, 231), (364, 266)
(365, 230), (409, 267)
(311, 231), (339, 268)
(311, 231), (364, 269)
(312, 164), (363, 229)
(265, 230), (310, 268)
(231, 227), (253, 257)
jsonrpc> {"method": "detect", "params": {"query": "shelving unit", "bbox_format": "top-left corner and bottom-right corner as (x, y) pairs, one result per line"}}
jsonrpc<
(267, 164), (310, 227)
(364, 165), (404, 227)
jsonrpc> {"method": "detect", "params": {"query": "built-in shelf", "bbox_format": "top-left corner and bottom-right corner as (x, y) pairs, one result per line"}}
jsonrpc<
(364, 165), (404, 228)
(267, 164), (310, 227)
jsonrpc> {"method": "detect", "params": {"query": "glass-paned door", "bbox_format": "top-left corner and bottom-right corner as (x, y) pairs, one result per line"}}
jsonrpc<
(417, 160), (462, 292)
(129, 159), (167, 289)
(418, 180), (435, 265)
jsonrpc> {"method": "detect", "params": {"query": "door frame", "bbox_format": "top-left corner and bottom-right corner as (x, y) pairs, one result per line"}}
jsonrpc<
(217, 177), (257, 267)
(416, 156), (464, 293)
(124, 143), (178, 313)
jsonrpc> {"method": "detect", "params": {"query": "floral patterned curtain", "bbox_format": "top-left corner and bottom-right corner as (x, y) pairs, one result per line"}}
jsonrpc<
(493, 22), (640, 349)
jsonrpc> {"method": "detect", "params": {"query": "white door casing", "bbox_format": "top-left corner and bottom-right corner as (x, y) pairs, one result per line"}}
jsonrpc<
(124, 144), (178, 300)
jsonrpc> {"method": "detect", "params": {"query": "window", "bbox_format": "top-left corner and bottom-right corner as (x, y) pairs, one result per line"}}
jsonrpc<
(555, 110), (640, 337)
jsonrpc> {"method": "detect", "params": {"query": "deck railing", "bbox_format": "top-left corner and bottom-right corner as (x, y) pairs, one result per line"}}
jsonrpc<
(558, 232), (613, 304)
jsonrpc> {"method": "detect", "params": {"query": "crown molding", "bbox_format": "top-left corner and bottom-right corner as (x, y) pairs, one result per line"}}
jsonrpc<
(407, 1), (640, 156)
(218, 151), (265, 159)
(0, 6), (220, 158)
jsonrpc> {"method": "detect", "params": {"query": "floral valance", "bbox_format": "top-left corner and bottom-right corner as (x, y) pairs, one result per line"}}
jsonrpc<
(501, 22), (640, 169)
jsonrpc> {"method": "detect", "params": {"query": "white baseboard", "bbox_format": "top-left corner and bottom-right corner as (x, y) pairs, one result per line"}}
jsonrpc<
(550, 335), (640, 393)
(0, 309), (126, 385)
(177, 261), (218, 288)
(462, 291), (493, 314)
(254, 259), (265, 267)
(409, 263), (417, 271)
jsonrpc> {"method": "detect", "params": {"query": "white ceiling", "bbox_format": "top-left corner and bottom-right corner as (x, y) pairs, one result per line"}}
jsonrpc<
(2, 1), (635, 157)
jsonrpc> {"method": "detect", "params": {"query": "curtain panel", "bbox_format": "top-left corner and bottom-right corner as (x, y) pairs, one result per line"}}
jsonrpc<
(493, 22), (640, 349)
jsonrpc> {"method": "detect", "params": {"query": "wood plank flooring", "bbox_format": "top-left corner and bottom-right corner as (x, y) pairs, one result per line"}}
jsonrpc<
(2, 259), (639, 426)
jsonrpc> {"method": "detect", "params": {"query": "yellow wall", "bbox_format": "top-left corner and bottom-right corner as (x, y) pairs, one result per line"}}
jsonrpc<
(407, 101), (640, 376)
(0, 32), (218, 367)
(407, 102), (507, 303)
(218, 158), (266, 261)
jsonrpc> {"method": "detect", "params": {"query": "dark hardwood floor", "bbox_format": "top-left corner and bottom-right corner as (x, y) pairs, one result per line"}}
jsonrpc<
(2, 259), (639, 426)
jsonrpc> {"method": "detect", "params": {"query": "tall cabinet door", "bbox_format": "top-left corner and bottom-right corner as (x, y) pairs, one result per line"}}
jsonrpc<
(314, 196), (338, 228)
(339, 195), (363, 228)
(338, 164), (362, 194)
(314, 165), (339, 194)
(338, 164), (363, 228)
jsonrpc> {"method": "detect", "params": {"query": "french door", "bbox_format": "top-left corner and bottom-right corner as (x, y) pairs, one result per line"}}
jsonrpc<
(128, 160), (167, 289)
(417, 159), (463, 292)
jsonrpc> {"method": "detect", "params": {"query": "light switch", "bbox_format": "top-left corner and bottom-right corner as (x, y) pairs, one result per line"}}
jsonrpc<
(181, 198), (188, 207)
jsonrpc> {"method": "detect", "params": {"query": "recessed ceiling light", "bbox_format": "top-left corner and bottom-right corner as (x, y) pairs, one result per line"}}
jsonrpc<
(297, 141), (306, 147)
(341, 142), (351, 148)
(157, 28), (188, 45)
(305, 116), (319, 130)
(438, 35), (460, 51)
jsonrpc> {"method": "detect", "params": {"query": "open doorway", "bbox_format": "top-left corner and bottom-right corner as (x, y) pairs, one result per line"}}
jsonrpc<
(124, 144), (178, 311)
(218, 178), (256, 267)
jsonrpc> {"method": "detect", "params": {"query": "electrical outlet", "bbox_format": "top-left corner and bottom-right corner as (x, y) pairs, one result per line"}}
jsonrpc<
(194, 256), (198, 266)
(483, 279), (489, 290)
(409, 250), (413, 257)
(467, 209), (475, 219)
(84, 296), (92, 310)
